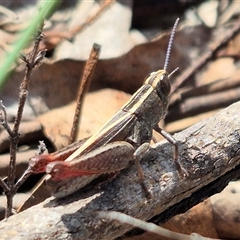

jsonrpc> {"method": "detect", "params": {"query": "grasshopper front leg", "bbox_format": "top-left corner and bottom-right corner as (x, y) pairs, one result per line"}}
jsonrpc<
(154, 125), (188, 177)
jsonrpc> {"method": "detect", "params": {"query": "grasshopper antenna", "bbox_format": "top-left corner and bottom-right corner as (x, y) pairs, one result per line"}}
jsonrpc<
(168, 67), (179, 78)
(163, 18), (179, 71)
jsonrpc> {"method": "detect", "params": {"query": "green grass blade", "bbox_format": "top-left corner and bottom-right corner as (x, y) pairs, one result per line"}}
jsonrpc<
(0, 0), (61, 90)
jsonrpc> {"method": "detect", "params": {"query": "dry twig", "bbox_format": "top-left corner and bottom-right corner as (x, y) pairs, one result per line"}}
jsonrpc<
(41, 0), (115, 50)
(0, 25), (46, 218)
(99, 211), (217, 240)
(171, 19), (240, 93)
(69, 43), (101, 144)
(70, 0), (115, 36)
(167, 86), (240, 122)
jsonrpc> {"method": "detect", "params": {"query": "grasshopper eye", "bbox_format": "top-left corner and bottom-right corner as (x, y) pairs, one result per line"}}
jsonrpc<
(158, 74), (171, 97)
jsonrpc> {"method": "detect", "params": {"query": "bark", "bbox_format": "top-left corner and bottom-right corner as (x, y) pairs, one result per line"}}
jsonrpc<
(0, 101), (240, 240)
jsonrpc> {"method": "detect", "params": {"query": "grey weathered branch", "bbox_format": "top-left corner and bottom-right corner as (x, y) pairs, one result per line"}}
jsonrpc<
(0, 101), (240, 240)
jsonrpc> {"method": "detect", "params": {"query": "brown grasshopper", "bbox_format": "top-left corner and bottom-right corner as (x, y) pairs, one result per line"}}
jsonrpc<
(29, 18), (187, 198)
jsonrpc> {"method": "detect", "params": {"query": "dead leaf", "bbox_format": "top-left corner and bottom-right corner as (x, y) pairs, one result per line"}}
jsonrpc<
(38, 88), (131, 149)
(161, 199), (219, 238)
(210, 181), (240, 239)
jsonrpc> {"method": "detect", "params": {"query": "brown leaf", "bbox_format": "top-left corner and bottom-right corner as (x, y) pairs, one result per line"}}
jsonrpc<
(38, 89), (131, 149)
(161, 199), (219, 238)
(211, 181), (240, 239)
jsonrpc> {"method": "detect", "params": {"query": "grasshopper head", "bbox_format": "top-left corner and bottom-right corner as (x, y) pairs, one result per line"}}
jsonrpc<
(144, 70), (171, 99)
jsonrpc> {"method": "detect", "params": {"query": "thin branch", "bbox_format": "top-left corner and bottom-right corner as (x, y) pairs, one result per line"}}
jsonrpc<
(0, 102), (11, 193)
(99, 211), (217, 240)
(1, 24), (46, 218)
(0, 178), (9, 193)
(70, 0), (115, 36)
(69, 43), (101, 144)
(41, 0), (115, 50)
(0, 101), (239, 239)
(13, 168), (33, 193)
(14, 141), (47, 193)
(0, 100), (12, 136)
(171, 19), (240, 93)
(167, 86), (240, 122)
(173, 71), (240, 100)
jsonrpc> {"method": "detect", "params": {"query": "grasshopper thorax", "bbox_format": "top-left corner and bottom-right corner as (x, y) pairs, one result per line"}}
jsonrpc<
(144, 69), (171, 100)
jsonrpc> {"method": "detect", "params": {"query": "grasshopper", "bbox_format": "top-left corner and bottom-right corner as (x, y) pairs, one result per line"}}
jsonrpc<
(29, 18), (187, 198)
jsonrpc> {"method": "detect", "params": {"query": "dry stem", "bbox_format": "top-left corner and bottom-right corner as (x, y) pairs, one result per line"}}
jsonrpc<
(171, 19), (240, 93)
(69, 43), (101, 144)
(0, 25), (46, 218)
